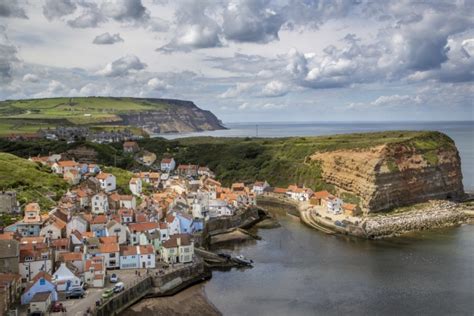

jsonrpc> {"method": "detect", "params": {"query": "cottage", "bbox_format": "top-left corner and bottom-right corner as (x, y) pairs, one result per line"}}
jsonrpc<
(129, 178), (142, 196)
(17, 203), (45, 237)
(176, 212), (194, 234)
(118, 208), (134, 224)
(84, 257), (105, 288)
(106, 220), (128, 245)
(177, 164), (199, 177)
(160, 158), (176, 172)
(29, 291), (53, 315)
(98, 243), (120, 269)
(63, 169), (81, 185)
(51, 160), (79, 174)
(59, 252), (84, 273)
(40, 220), (65, 240)
(119, 245), (155, 269)
(19, 248), (53, 282)
(21, 272), (58, 305)
(129, 222), (159, 246)
(161, 234), (194, 264)
(96, 172), (116, 192)
(66, 215), (88, 236)
(92, 192), (109, 214)
(343, 203), (361, 217)
(252, 181), (270, 195)
(52, 262), (82, 292)
(165, 214), (181, 235)
(90, 215), (108, 237)
(119, 195), (136, 209)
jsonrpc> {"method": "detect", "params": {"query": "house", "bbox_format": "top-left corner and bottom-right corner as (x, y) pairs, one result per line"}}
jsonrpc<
(63, 169), (81, 185)
(19, 248), (53, 282)
(176, 212), (194, 234)
(29, 291), (53, 315)
(252, 181), (270, 195)
(129, 178), (142, 196)
(343, 203), (361, 217)
(51, 239), (70, 260)
(84, 257), (106, 288)
(51, 160), (79, 174)
(59, 252), (84, 273)
(98, 242), (120, 269)
(21, 272), (58, 305)
(208, 199), (234, 218)
(90, 215), (108, 237)
(92, 192), (109, 214)
(118, 208), (134, 224)
(286, 185), (314, 201)
(52, 262), (82, 291)
(197, 166), (214, 177)
(128, 223), (159, 246)
(17, 203), (45, 237)
(123, 141), (139, 153)
(165, 214), (181, 235)
(161, 234), (194, 264)
(119, 195), (136, 209)
(119, 245), (156, 269)
(0, 191), (19, 214)
(0, 273), (21, 306)
(40, 220), (65, 240)
(106, 220), (128, 245)
(160, 158), (176, 172)
(73, 189), (90, 209)
(0, 240), (19, 274)
(177, 164), (199, 177)
(66, 215), (88, 236)
(96, 172), (116, 192)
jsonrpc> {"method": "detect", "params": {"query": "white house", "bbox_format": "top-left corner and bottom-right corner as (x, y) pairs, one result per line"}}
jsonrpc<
(119, 195), (136, 209)
(128, 223), (159, 246)
(84, 257), (105, 288)
(92, 192), (109, 214)
(19, 249), (53, 282)
(98, 243), (120, 269)
(96, 172), (116, 192)
(106, 220), (129, 245)
(129, 178), (142, 196)
(286, 185), (314, 201)
(52, 262), (82, 291)
(160, 158), (176, 172)
(165, 214), (181, 235)
(51, 160), (79, 175)
(252, 181), (270, 195)
(119, 245), (155, 269)
(66, 215), (88, 236)
(324, 196), (343, 214)
(59, 252), (84, 273)
(40, 221), (64, 240)
(208, 199), (234, 218)
(161, 234), (194, 264)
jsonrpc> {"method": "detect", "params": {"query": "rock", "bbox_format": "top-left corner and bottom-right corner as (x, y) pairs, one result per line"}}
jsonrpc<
(255, 218), (281, 229)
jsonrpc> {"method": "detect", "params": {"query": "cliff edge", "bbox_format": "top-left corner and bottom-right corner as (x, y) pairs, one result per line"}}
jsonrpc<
(310, 131), (465, 212)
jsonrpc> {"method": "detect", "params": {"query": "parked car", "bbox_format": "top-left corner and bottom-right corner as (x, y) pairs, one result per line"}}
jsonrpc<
(65, 287), (85, 299)
(102, 288), (114, 299)
(51, 302), (64, 312)
(113, 282), (125, 293)
(109, 273), (119, 283)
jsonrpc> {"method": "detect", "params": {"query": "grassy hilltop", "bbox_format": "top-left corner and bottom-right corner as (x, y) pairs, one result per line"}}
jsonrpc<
(0, 130), (454, 193)
(0, 153), (68, 210)
(0, 97), (223, 136)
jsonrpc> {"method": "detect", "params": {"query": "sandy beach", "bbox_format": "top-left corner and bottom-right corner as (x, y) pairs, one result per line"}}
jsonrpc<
(122, 283), (221, 316)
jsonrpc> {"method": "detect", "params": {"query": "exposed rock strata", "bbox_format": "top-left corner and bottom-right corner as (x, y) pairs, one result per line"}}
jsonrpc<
(311, 137), (464, 212)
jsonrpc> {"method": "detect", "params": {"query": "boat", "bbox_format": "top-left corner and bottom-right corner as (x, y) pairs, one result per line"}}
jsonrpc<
(234, 255), (253, 266)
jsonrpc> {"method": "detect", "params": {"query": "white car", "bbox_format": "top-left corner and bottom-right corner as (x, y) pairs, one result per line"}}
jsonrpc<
(109, 273), (119, 283)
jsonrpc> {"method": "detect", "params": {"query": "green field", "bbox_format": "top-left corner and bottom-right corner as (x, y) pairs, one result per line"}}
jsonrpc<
(0, 153), (68, 210)
(0, 97), (170, 134)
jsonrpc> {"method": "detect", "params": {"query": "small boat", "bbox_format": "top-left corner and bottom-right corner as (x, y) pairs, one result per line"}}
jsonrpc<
(234, 255), (253, 266)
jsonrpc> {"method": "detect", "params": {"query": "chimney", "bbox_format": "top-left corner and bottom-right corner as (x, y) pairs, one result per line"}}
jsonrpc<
(177, 237), (181, 246)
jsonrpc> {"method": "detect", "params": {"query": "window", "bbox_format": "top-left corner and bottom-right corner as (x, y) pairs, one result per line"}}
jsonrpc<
(25, 256), (33, 262)
(110, 253), (116, 258)
(148, 255), (151, 259)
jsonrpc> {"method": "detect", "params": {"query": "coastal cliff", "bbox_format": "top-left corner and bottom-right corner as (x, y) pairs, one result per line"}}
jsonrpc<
(311, 132), (465, 212)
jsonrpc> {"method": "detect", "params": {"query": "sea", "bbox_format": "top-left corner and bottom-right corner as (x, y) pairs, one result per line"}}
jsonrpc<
(161, 121), (474, 316)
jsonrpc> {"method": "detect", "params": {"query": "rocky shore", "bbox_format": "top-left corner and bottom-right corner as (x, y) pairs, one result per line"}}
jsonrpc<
(362, 201), (469, 239)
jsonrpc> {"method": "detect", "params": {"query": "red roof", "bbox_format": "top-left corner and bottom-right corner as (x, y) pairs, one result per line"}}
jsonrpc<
(129, 222), (159, 233)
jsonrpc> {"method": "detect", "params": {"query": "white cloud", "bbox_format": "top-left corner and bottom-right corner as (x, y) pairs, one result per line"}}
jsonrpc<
(220, 83), (252, 98)
(147, 77), (171, 90)
(97, 55), (147, 77)
(93, 32), (124, 45)
(22, 74), (39, 83)
(261, 80), (289, 97)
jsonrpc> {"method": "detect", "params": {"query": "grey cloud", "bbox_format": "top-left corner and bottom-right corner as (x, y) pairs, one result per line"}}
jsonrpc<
(67, 2), (106, 28)
(0, 27), (19, 84)
(43, 0), (77, 21)
(23, 73), (39, 83)
(93, 32), (124, 45)
(0, 0), (28, 18)
(222, 0), (284, 43)
(98, 55), (147, 77)
(101, 0), (149, 23)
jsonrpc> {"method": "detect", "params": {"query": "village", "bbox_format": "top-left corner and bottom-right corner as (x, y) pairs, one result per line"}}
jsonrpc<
(0, 140), (358, 316)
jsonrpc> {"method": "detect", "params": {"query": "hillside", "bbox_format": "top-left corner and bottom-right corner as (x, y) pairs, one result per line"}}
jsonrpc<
(0, 153), (68, 210)
(0, 130), (464, 212)
(0, 97), (225, 135)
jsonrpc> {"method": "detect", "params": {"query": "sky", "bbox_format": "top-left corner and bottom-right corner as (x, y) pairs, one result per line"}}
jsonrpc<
(0, 0), (473, 123)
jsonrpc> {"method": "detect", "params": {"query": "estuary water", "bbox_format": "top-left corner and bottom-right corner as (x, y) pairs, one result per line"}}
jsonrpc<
(162, 121), (474, 190)
(161, 121), (474, 315)
(204, 211), (474, 316)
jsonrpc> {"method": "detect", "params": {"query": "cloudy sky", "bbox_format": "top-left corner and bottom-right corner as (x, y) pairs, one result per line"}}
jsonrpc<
(0, 0), (473, 122)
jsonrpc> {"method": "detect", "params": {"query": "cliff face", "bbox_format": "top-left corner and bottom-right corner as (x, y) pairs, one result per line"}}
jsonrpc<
(311, 134), (465, 212)
(119, 99), (224, 134)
